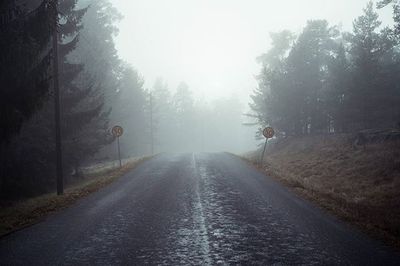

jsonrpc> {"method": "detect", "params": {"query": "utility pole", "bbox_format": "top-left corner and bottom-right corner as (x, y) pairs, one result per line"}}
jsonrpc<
(52, 0), (63, 195)
(149, 92), (154, 155)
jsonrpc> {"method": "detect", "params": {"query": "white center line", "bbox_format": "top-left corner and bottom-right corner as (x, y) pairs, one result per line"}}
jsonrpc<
(191, 153), (212, 265)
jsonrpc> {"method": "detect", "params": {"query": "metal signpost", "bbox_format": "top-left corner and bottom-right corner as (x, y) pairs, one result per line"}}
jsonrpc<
(260, 127), (275, 165)
(112, 125), (124, 168)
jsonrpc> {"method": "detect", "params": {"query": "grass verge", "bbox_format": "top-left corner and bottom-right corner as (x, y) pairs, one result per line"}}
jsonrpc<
(0, 157), (149, 237)
(241, 135), (400, 249)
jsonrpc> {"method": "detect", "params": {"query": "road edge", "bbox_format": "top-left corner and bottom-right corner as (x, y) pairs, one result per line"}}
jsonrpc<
(233, 153), (400, 251)
(0, 156), (151, 238)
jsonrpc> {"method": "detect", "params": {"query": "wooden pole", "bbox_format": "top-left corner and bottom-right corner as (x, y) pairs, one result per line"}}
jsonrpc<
(53, 0), (63, 195)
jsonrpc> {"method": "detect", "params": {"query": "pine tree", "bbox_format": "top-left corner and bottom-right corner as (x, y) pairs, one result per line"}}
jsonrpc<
(249, 31), (294, 136)
(1, 0), (119, 196)
(0, 0), (52, 145)
(286, 20), (339, 134)
(251, 22), (339, 136)
(68, 0), (131, 165)
(110, 65), (147, 157)
(55, 0), (102, 176)
(172, 82), (197, 151)
(151, 78), (174, 152)
(0, 0), (53, 196)
(347, 1), (395, 129)
(378, 0), (400, 36)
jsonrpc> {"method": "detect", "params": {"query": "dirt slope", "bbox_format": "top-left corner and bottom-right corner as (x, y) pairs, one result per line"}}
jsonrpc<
(245, 132), (400, 247)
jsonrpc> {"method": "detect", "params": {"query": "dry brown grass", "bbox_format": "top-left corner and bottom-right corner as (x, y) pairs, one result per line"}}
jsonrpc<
(243, 135), (400, 247)
(0, 157), (149, 237)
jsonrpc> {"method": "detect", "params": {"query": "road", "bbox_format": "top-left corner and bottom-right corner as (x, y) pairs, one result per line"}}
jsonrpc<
(0, 153), (399, 265)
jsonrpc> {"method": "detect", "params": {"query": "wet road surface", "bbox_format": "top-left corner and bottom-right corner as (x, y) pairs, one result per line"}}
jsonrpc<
(0, 153), (399, 265)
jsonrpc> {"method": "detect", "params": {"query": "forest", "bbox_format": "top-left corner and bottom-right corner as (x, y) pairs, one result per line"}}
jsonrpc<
(1, 0), (399, 198)
(250, 1), (400, 137)
(0, 0), (252, 198)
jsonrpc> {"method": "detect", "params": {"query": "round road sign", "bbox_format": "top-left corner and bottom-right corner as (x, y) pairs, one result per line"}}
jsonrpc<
(112, 125), (124, 137)
(263, 127), (275, 139)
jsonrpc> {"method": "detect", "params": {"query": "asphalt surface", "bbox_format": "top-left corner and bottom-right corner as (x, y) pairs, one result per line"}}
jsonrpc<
(0, 153), (399, 265)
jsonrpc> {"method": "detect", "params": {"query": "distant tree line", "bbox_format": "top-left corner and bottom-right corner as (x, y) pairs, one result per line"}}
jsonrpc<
(250, 1), (400, 137)
(148, 80), (249, 154)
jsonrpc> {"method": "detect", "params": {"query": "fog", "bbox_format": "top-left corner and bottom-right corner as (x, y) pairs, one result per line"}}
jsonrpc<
(3, 0), (400, 255)
(112, 0), (393, 101)
(109, 0), (394, 153)
(1, 0), (399, 196)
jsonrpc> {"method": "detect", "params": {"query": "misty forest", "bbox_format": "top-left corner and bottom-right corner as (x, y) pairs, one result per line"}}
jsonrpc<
(1, 0), (252, 197)
(1, 0), (400, 264)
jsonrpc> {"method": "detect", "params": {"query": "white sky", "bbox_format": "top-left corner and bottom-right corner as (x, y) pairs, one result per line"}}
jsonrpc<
(111, 0), (394, 103)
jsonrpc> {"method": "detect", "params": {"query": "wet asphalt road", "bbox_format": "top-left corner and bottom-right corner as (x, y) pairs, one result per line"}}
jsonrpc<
(1, 153), (399, 265)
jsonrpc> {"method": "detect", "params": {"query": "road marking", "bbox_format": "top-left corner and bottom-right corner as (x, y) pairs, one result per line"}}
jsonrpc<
(191, 153), (212, 265)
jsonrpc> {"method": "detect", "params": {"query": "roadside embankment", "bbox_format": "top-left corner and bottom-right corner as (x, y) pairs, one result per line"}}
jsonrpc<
(0, 156), (149, 237)
(243, 131), (400, 247)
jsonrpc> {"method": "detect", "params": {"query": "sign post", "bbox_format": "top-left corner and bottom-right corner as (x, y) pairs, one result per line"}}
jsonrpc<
(112, 125), (124, 168)
(260, 127), (275, 165)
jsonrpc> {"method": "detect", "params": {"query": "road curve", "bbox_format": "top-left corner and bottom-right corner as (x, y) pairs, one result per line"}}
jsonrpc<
(0, 153), (399, 265)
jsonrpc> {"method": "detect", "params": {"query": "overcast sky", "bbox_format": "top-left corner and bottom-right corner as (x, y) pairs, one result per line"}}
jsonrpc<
(110, 0), (394, 103)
